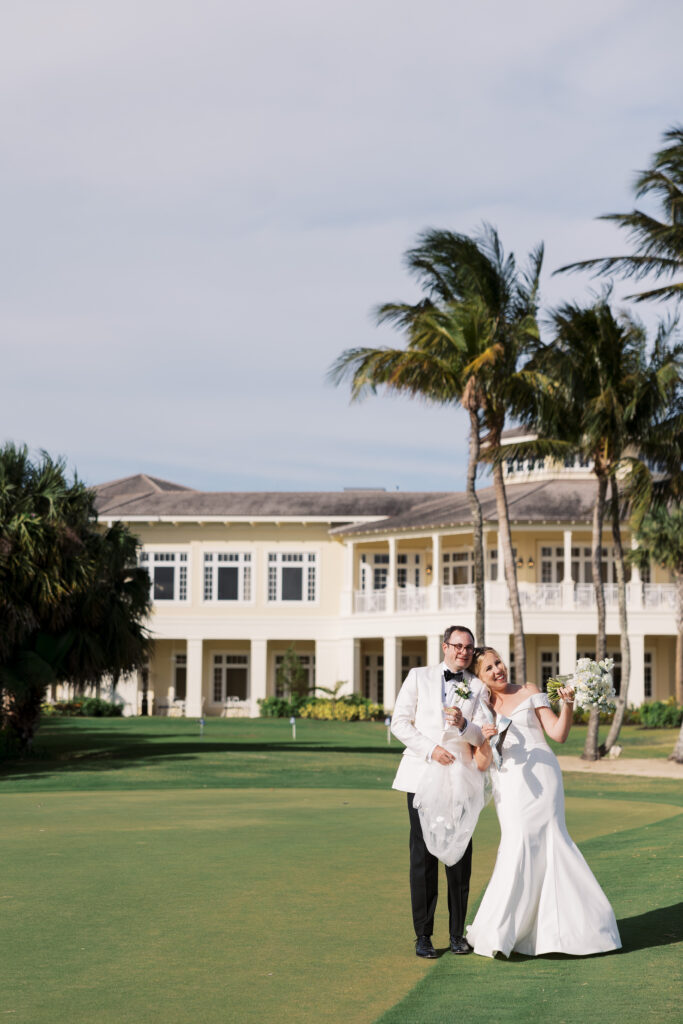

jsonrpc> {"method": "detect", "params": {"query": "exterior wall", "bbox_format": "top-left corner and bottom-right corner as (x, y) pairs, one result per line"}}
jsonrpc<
(100, 515), (677, 716)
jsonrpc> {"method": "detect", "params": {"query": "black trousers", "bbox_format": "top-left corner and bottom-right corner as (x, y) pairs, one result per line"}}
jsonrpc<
(407, 792), (472, 938)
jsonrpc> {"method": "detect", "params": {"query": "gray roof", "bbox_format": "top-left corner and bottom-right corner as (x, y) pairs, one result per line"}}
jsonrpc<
(330, 479), (600, 535)
(94, 474), (600, 533)
(94, 475), (448, 520)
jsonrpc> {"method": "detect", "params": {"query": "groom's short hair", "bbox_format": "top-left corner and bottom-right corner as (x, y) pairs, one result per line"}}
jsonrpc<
(443, 625), (475, 645)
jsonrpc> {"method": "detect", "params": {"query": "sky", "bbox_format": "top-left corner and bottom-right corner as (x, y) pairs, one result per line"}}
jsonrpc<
(2, 0), (682, 494)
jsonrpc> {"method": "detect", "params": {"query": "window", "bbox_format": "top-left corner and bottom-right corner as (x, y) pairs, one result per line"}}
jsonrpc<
(275, 653), (315, 697)
(173, 653), (187, 701)
(644, 652), (652, 699)
(540, 651), (559, 690)
(571, 546), (626, 584)
(267, 552), (317, 602)
(139, 551), (188, 601)
(487, 548), (498, 581)
(443, 550), (473, 586)
(541, 546), (564, 583)
(373, 553), (389, 590)
(212, 654), (249, 703)
(397, 553), (421, 588)
(203, 552), (252, 602)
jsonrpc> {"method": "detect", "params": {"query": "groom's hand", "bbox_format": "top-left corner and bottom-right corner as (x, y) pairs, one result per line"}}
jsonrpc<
(432, 745), (455, 765)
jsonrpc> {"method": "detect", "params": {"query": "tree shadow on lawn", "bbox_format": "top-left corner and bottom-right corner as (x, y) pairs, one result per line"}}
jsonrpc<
(0, 728), (399, 779)
(500, 902), (682, 961)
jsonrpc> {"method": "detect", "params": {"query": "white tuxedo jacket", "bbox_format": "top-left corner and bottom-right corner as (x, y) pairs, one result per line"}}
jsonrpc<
(391, 664), (489, 793)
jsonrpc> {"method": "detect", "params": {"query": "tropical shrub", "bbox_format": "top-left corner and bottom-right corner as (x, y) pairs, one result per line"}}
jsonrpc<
(638, 699), (683, 728)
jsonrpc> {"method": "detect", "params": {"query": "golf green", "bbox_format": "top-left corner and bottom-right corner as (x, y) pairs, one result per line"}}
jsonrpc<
(1, 784), (680, 1024)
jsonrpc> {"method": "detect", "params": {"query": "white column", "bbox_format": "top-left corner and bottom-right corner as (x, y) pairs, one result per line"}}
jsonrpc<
(562, 529), (574, 609)
(629, 538), (643, 610)
(341, 540), (354, 615)
(250, 639), (268, 716)
(338, 637), (362, 696)
(386, 537), (396, 614)
(185, 638), (204, 718)
(487, 633), (510, 668)
(430, 532), (441, 611)
(628, 634), (646, 707)
(559, 633), (577, 676)
(383, 636), (401, 710)
(427, 633), (442, 666)
(314, 639), (339, 694)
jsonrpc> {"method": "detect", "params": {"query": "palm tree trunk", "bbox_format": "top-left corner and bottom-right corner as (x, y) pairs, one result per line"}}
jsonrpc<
(675, 572), (683, 707)
(466, 408), (485, 644)
(582, 472), (608, 760)
(670, 703), (683, 762)
(601, 479), (630, 755)
(491, 459), (526, 682)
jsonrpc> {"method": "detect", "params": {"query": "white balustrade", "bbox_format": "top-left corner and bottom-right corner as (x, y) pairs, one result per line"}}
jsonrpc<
(518, 583), (562, 609)
(396, 585), (431, 612)
(643, 584), (677, 609)
(354, 589), (388, 614)
(441, 584), (475, 610)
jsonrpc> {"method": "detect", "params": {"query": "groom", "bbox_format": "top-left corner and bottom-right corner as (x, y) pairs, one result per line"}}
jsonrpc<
(391, 625), (488, 958)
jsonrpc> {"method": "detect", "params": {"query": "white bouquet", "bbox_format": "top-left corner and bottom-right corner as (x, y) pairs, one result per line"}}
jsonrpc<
(547, 657), (617, 713)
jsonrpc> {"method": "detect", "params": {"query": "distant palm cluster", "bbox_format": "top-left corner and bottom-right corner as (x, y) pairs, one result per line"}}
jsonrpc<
(331, 125), (683, 763)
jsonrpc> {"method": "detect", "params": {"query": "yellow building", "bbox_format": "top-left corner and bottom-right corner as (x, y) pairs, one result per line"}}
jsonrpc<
(94, 458), (677, 717)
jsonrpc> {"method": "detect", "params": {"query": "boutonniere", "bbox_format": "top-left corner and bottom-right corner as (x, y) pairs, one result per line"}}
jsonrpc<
(454, 682), (472, 701)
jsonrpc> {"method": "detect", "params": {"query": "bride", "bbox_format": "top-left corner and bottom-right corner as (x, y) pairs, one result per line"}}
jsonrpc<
(460, 647), (622, 959)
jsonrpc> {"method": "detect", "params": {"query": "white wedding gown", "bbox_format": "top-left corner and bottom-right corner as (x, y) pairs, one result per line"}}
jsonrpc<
(466, 693), (622, 958)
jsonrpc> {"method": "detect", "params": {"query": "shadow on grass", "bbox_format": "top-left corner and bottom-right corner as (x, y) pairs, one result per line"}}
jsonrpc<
(0, 718), (400, 780)
(498, 902), (683, 961)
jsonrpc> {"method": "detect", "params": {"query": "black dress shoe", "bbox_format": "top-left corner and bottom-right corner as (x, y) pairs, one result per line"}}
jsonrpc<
(450, 935), (473, 954)
(415, 935), (438, 958)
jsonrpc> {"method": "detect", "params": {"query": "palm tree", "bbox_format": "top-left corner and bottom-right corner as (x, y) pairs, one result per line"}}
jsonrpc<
(628, 506), (683, 762)
(519, 297), (681, 758)
(330, 225), (544, 678)
(557, 124), (683, 303)
(0, 444), (150, 749)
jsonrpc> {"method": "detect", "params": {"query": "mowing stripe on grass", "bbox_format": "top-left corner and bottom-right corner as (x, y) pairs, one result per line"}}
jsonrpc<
(1, 787), (679, 1024)
(374, 813), (683, 1024)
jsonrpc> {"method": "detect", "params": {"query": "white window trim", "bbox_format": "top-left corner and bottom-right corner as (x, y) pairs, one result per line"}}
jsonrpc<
(139, 548), (190, 604)
(202, 550), (255, 604)
(266, 549), (320, 605)
(210, 651), (250, 706)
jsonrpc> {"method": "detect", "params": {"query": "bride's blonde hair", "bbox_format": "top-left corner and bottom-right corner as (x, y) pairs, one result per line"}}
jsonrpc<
(471, 646), (498, 678)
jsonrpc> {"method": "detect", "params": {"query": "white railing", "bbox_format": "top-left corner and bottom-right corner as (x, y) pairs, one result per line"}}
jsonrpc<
(396, 585), (431, 612)
(519, 583), (562, 609)
(441, 584), (476, 610)
(354, 589), (388, 614)
(643, 584), (677, 609)
(351, 581), (676, 615)
(575, 583), (619, 609)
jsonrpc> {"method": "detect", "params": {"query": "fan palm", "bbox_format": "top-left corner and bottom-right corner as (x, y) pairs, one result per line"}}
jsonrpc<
(330, 225), (544, 679)
(557, 125), (683, 303)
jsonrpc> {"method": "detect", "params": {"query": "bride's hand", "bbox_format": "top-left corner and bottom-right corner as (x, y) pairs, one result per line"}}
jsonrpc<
(481, 724), (498, 740)
(558, 687), (575, 704)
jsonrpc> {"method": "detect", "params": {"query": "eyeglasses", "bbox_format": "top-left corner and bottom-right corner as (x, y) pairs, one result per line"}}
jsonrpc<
(444, 642), (474, 653)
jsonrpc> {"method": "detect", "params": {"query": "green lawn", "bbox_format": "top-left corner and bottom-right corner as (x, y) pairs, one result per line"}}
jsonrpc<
(1, 719), (681, 1024)
(1, 717), (678, 793)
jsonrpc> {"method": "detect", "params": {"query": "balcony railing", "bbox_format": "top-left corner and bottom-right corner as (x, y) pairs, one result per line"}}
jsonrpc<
(575, 583), (619, 609)
(519, 583), (562, 609)
(351, 582), (675, 615)
(354, 589), (388, 614)
(396, 585), (431, 612)
(442, 584), (475, 610)
(643, 584), (676, 609)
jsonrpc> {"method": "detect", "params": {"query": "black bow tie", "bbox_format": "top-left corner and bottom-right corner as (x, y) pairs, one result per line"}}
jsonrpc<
(444, 670), (464, 683)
